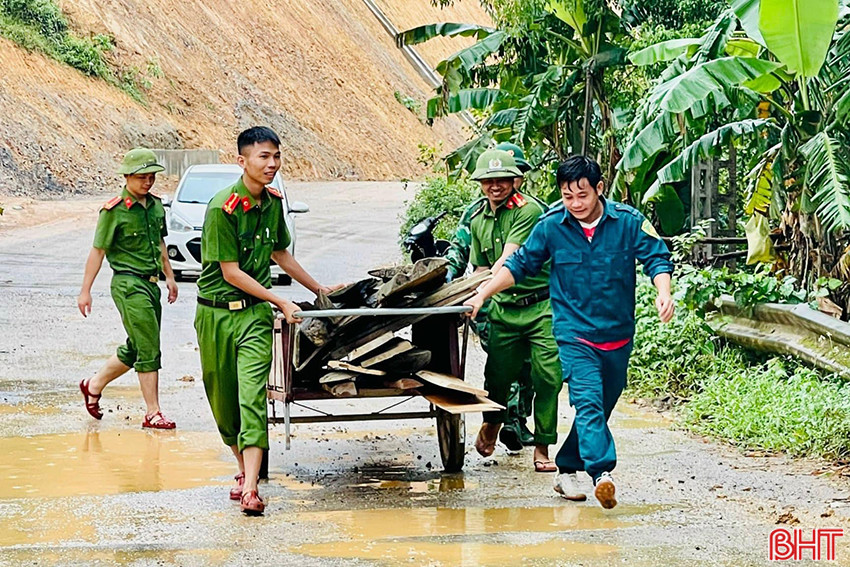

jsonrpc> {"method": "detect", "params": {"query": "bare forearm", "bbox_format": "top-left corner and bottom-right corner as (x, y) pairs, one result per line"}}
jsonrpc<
(80, 248), (105, 293)
(222, 268), (283, 304)
(159, 242), (175, 280)
(477, 267), (515, 301)
(653, 272), (671, 296)
(273, 250), (321, 295)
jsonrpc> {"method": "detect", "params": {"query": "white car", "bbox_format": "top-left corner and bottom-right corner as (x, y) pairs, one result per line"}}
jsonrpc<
(163, 164), (309, 284)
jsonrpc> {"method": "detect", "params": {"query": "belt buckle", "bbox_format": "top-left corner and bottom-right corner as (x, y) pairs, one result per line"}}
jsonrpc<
(228, 300), (244, 311)
(149, 276), (159, 283)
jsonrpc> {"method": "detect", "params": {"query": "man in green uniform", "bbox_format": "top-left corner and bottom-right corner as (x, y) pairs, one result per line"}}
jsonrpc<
(445, 142), (535, 452)
(195, 126), (341, 516)
(468, 149), (562, 472)
(77, 148), (179, 430)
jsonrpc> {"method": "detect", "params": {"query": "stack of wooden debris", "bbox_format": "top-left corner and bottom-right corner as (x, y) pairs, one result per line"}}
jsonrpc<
(285, 258), (502, 413)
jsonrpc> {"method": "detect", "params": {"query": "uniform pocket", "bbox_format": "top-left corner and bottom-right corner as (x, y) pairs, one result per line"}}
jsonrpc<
(552, 249), (582, 298)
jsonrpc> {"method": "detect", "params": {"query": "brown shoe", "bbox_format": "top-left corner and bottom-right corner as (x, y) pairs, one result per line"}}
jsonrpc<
(240, 490), (265, 516)
(229, 472), (245, 501)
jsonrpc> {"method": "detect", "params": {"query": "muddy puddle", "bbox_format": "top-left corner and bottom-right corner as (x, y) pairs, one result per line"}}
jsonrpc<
(0, 430), (233, 499)
(288, 504), (663, 565)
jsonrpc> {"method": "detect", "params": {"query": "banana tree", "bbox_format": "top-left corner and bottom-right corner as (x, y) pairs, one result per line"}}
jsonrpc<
(616, 0), (850, 309)
(398, 0), (628, 183)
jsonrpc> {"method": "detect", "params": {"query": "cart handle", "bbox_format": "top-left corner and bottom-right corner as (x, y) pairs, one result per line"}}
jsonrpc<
(285, 305), (473, 319)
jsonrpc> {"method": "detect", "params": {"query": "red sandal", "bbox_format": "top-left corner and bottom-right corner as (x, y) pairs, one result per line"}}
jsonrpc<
(230, 472), (245, 501)
(79, 378), (103, 420)
(240, 489), (265, 516)
(142, 411), (176, 430)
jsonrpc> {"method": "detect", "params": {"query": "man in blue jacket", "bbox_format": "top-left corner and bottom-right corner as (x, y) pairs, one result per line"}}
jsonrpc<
(465, 155), (674, 509)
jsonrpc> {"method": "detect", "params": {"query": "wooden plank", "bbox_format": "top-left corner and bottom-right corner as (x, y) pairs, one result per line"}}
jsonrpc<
(322, 381), (357, 397)
(297, 271), (491, 371)
(423, 392), (505, 414)
(345, 332), (395, 361)
(318, 371), (359, 384)
(357, 387), (407, 397)
(356, 338), (414, 367)
(328, 360), (386, 376)
(417, 370), (488, 397)
(384, 378), (424, 390)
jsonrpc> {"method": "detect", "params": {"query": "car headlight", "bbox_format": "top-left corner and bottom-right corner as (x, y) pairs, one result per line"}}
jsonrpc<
(168, 212), (194, 233)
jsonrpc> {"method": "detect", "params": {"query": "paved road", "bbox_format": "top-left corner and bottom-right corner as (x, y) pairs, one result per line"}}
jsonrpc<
(0, 182), (848, 566)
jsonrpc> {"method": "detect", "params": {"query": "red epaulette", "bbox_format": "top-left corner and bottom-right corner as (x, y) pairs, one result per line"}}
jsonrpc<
(266, 186), (283, 199)
(101, 196), (122, 210)
(509, 193), (527, 208)
(222, 193), (240, 215)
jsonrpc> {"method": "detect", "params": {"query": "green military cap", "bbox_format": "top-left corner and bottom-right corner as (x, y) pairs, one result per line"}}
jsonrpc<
(495, 142), (530, 172)
(118, 148), (165, 175)
(470, 149), (523, 181)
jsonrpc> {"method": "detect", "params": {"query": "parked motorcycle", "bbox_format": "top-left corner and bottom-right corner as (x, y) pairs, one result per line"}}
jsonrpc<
(403, 212), (451, 262)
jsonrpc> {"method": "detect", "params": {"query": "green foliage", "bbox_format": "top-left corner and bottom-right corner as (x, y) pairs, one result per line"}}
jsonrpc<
(394, 91), (423, 119)
(759, 0), (839, 77)
(631, 276), (850, 459)
(399, 176), (480, 243)
(0, 0), (161, 103)
(683, 359), (850, 459)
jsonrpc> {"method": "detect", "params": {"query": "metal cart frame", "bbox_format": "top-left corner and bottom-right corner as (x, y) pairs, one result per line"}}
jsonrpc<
(266, 307), (472, 472)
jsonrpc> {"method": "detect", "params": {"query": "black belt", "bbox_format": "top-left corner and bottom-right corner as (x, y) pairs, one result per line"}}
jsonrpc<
(514, 289), (550, 307)
(113, 271), (159, 283)
(197, 296), (264, 311)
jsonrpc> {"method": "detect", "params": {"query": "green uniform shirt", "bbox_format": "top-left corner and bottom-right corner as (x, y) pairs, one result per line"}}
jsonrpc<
(446, 197), (487, 280)
(197, 177), (291, 302)
(93, 187), (167, 275)
(470, 191), (550, 305)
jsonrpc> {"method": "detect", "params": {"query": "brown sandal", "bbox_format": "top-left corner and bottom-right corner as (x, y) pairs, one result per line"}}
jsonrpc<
(142, 411), (176, 430)
(79, 378), (102, 420)
(240, 490), (265, 516)
(230, 472), (245, 501)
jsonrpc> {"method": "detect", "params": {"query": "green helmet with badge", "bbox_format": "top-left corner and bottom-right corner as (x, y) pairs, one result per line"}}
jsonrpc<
(117, 148), (165, 175)
(494, 142), (530, 172)
(470, 149), (524, 181)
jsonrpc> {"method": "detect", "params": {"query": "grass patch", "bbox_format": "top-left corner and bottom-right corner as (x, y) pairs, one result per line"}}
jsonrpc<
(630, 277), (850, 460)
(0, 0), (158, 103)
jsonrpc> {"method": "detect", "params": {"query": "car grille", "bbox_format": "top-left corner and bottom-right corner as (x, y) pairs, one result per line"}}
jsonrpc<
(186, 238), (202, 263)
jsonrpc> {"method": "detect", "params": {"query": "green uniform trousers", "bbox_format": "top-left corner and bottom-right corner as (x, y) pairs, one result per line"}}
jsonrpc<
(483, 299), (562, 445)
(194, 302), (273, 452)
(476, 305), (533, 432)
(111, 274), (162, 373)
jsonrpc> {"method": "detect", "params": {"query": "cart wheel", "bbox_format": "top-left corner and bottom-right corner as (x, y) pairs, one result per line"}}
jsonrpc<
(436, 408), (465, 472)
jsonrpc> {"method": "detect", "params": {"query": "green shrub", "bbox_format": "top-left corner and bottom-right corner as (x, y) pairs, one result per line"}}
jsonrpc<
(0, 0), (66, 37)
(399, 176), (480, 245)
(631, 275), (850, 460)
(684, 359), (850, 459)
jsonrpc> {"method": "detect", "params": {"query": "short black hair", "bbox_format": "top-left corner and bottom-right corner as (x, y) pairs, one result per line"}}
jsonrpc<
(237, 126), (281, 155)
(556, 155), (603, 189)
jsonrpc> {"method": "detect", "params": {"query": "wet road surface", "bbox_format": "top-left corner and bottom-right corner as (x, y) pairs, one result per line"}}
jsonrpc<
(1, 181), (850, 566)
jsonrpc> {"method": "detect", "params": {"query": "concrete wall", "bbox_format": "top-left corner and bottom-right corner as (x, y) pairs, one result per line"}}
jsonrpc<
(153, 149), (220, 177)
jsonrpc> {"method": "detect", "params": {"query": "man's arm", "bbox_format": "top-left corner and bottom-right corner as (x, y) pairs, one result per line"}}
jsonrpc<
(159, 240), (178, 304)
(490, 243), (520, 274)
(219, 261), (302, 323)
(633, 216), (675, 323)
(270, 249), (341, 296)
(464, 267), (515, 318)
(77, 247), (106, 317)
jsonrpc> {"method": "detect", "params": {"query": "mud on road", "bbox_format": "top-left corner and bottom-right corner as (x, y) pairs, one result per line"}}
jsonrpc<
(1, 181), (850, 566)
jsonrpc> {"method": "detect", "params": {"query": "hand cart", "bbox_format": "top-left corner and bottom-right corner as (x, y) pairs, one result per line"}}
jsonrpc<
(267, 306), (473, 472)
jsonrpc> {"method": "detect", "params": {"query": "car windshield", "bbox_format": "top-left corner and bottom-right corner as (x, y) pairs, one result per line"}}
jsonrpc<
(177, 172), (241, 204)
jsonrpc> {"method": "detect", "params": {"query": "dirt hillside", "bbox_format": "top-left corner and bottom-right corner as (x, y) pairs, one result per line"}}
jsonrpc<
(0, 0), (490, 197)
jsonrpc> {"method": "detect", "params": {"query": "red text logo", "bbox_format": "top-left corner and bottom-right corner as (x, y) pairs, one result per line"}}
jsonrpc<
(769, 528), (844, 561)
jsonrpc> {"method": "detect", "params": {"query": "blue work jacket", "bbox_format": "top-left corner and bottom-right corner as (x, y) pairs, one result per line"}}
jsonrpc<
(504, 199), (673, 344)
